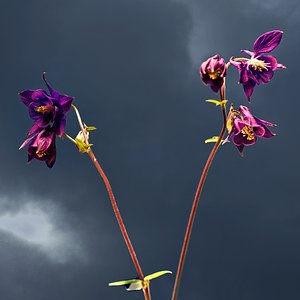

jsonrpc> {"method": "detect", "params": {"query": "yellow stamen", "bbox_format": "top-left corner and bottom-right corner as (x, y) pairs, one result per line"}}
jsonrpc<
(241, 126), (255, 140)
(248, 58), (270, 72)
(35, 105), (54, 113)
(208, 68), (222, 80)
(36, 151), (45, 158)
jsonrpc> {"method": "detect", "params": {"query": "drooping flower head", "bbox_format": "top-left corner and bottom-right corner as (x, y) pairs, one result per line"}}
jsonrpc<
(224, 105), (276, 156)
(19, 73), (74, 137)
(200, 54), (226, 93)
(230, 30), (285, 101)
(19, 127), (56, 168)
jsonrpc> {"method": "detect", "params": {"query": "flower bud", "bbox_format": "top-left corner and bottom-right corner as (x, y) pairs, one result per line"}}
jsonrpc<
(200, 54), (226, 93)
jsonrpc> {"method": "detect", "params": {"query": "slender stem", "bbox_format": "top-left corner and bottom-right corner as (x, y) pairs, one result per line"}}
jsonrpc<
(88, 149), (145, 280)
(171, 83), (227, 300)
(71, 104), (151, 299)
(143, 284), (152, 300)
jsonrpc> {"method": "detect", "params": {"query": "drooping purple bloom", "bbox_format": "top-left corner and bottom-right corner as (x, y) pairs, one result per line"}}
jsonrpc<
(230, 30), (285, 101)
(200, 54), (226, 93)
(224, 105), (276, 156)
(19, 73), (73, 137)
(19, 127), (56, 168)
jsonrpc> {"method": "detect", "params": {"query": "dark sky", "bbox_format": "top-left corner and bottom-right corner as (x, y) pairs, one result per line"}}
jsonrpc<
(0, 0), (299, 299)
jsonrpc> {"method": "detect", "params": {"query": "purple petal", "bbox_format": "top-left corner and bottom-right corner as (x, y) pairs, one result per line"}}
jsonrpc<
(19, 135), (36, 150)
(254, 116), (276, 127)
(276, 63), (286, 69)
(53, 112), (66, 137)
(259, 126), (276, 138)
(241, 49), (254, 57)
(42, 73), (60, 98)
(19, 90), (35, 107)
(236, 144), (244, 156)
(258, 55), (278, 70)
(242, 79), (256, 101)
(27, 123), (41, 136)
(58, 95), (74, 112)
(253, 125), (266, 137)
(253, 30), (283, 54)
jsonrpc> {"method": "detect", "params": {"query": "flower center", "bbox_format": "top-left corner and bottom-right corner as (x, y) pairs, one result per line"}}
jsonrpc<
(208, 68), (222, 80)
(248, 58), (270, 72)
(35, 105), (54, 114)
(241, 126), (255, 140)
(36, 151), (46, 158)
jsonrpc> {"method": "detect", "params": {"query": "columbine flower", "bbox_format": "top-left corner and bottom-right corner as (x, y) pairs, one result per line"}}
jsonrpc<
(200, 54), (226, 93)
(230, 30), (285, 101)
(19, 73), (73, 137)
(19, 127), (56, 168)
(224, 105), (276, 156)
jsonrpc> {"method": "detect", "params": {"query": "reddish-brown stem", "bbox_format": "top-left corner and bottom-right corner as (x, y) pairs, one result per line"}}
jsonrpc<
(143, 284), (152, 300)
(171, 84), (227, 300)
(88, 150), (145, 280)
(72, 104), (151, 299)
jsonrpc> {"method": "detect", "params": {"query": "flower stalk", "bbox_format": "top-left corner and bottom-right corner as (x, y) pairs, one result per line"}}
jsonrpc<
(71, 105), (151, 299)
(171, 82), (227, 300)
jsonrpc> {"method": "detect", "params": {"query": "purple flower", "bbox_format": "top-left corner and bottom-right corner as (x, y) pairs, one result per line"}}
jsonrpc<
(19, 73), (73, 137)
(200, 54), (226, 93)
(224, 105), (276, 156)
(230, 30), (285, 101)
(19, 127), (56, 168)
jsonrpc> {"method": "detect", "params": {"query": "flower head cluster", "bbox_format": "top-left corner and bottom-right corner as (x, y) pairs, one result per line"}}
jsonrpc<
(19, 73), (73, 167)
(224, 105), (276, 155)
(230, 30), (285, 101)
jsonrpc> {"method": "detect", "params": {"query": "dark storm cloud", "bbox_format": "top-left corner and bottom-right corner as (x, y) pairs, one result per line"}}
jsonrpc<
(0, 0), (300, 299)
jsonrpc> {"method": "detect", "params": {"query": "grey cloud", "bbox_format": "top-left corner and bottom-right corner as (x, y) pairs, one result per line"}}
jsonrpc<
(0, 0), (300, 299)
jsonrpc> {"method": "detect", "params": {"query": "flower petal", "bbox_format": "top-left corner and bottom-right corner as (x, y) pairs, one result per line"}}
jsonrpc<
(19, 90), (35, 107)
(253, 30), (283, 54)
(242, 79), (256, 101)
(240, 49), (254, 57)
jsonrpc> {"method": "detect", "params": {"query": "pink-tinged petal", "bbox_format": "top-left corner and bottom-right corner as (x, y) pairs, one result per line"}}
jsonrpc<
(253, 116), (276, 127)
(259, 126), (276, 138)
(240, 49), (254, 57)
(19, 135), (36, 150)
(276, 63), (286, 69)
(242, 79), (256, 101)
(19, 90), (35, 107)
(258, 69), (274, 83)
(253, 30), (283, 54)
(253, 125), (266, 137)
(27, 123), (40, 136)
(259, 55), (278, 70)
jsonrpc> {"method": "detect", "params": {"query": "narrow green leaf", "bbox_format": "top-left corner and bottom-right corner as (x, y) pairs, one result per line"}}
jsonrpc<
(205, 136), (221, 144)
(144, 270), (172, 281)
(86, 126), (97, 131)
(206, 99), (228, 106)
(108, 279), (141, 287)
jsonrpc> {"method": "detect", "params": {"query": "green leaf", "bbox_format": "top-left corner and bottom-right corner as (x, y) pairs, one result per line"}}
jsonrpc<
(108, 279), (143, 291)
(205, 136), (221, 144)
(206, 99), (228, 106)
(144, 270), (172, 281)
(86, 126), (97, 131)
(108, 270), (172, 292)
(108, 279), (141, 287)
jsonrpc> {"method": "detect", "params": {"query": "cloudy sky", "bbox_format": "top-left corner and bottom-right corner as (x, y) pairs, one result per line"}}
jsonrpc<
(0, 0), (299, 299)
